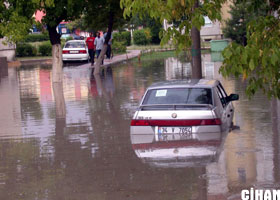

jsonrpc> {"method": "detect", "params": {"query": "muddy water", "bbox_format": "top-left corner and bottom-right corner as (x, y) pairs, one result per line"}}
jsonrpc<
(0, 54), (279, 200)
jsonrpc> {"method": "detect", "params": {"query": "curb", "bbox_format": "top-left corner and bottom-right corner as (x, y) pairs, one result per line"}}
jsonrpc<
(8, 58), (52, 67)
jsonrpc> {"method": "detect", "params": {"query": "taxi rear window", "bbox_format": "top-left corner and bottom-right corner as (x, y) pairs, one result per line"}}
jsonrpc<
(142, 88), (212, 105)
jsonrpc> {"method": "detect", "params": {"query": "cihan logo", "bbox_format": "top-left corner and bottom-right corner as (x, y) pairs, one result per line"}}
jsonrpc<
(241, 188), (280, 200)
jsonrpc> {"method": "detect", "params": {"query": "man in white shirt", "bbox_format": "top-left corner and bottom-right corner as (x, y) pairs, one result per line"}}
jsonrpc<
(94, 32), (105, 64)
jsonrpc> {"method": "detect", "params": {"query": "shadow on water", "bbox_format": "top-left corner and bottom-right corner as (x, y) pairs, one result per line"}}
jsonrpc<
(0, 53), (279, 199)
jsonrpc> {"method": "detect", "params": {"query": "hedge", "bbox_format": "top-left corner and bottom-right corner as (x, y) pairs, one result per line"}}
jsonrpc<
(16, 43), (37, 57)
(112, 41), (126, 54)
(113, 31), (131, 46)
(133, 29), (151, 45)
(38, 41), (52, 56)
(24, 33), (49, 42)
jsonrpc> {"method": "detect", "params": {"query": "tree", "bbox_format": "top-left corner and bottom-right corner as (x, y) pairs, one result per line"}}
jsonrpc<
(40, 0), (86, 82)
(222, 0), (267, 46)
(220, 0), (280, 99)
(129, 14), (162, 44)
(83, 0), (127, 75)
(0, 0), (38, 42)
(0, 0), (86, 83)
(121, 0), (226, 78)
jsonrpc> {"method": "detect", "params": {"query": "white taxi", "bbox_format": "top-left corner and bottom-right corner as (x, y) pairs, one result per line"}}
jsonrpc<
(62, 40), (89, 62)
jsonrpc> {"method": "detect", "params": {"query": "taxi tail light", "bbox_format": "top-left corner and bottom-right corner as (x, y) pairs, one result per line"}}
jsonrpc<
(130, 119), (221, 126)
(131, 120), (151, 126)
(62, 50), (70, 54)
(79, 50), (87, 54)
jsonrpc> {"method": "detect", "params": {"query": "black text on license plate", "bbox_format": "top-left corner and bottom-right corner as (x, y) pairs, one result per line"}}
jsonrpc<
(156, 127), (192, 141)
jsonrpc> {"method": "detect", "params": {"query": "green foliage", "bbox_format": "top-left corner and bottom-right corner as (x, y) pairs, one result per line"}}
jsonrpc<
(133, 29), (151, 45)
(120, 31), (131, 46)
(66, 36), (74, 41)
(223, 0), (267, 45)
(121, 0), (226, 51)
(83, 0), (128, 32)
(16, 43), (37, 57)
(129, 15), (162, 44)
(220, 15), (280, 99)
(112, 41), (126, 53)
(61, 40), (66, 48)
(42, 0), (86, 28)
(0, 0), (86, 44)
(24, 34), (49, 42)
(0, 0), (45, 43)
(38, 41), (52, 56)
(113, 31), (131, 46)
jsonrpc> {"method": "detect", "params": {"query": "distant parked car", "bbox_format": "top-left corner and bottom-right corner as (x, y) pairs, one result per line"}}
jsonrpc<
(130, 79), (239, 142)
(62, 40), (89, 62)
(61, 34), (72, 40)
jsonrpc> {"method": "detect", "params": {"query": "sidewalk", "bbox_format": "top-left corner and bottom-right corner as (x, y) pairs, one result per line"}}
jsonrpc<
(88, 49), (141, 68)
(8, 50), (141, 68)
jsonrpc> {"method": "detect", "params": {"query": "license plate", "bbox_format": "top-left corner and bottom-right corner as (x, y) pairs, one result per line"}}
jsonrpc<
(70, 50), (79, 53)
(155, 126), (192, 141)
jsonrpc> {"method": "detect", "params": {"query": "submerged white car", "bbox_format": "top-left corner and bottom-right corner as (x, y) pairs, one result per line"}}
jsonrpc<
(62, 40), (89, 62)
(130, 79), (239, 142)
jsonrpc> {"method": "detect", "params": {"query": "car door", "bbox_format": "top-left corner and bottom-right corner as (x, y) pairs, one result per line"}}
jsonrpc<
(216, 83), (234, 129)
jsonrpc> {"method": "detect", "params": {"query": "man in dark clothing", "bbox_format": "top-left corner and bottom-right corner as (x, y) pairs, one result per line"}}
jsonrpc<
(86, 32), (95, 66)
(103, 30), (113, 59)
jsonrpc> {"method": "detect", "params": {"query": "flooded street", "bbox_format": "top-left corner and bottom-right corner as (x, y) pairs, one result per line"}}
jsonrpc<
(0, 53), (279, 200)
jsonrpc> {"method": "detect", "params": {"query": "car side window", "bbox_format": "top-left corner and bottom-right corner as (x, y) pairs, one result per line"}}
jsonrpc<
(218, 83), (228, 99)
(216, 86), (227, 107)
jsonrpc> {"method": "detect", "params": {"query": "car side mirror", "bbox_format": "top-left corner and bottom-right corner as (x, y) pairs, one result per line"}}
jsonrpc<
(226, 94), (239, 102)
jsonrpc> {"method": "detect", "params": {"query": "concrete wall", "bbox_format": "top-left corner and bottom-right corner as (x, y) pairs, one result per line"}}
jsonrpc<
(0, 38), (16, 61)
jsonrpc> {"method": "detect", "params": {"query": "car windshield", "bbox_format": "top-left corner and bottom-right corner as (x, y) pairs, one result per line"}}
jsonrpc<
(65, 42), (85, 48)
(142, 88), (212, 105)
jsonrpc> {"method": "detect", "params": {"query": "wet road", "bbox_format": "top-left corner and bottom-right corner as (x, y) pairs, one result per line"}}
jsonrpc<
(0, 54), (279, 200)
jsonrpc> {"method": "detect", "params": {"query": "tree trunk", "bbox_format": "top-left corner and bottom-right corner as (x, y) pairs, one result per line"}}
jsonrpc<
(94, 44), (108, 75)
(48, 25), (63, 83)
(52, 44), (63, 82)
(191, 0), (202, 79)
(0, 57), (8, 78)
(94, 11), (114, 75)
(53, 82), (66, 119)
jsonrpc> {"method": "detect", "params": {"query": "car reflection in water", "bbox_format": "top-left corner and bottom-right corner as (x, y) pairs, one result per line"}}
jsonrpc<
(131, 131), (225, 168)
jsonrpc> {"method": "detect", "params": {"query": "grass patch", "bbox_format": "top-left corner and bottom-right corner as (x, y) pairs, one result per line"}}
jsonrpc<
(16, 56), (52, 61)
(131, 49), (211, 63)
(127, 44), (174, 51)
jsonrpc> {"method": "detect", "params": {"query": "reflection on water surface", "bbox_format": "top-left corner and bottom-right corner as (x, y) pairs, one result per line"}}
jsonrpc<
(0, 54), (279, 199)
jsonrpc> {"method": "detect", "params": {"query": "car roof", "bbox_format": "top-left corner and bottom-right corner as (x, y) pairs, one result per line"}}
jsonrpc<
(147, 79), (219, 89)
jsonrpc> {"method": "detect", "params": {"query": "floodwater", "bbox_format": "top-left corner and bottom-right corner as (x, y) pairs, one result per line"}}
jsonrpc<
(0, 53), (279, 200)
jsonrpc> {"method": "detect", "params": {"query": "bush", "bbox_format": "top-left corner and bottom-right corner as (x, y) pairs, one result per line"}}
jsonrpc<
(38, 41), (52, 56)
(112, 41), (126, 54)
(113, 31), (131, 46)
(66, 36), (73, 41)
(133, 29), (151, 45)
(121, 31), (131, 46)
(16, 43), (37, 57)
(113, 32), (122, 42)
(24, 33), (49, 42)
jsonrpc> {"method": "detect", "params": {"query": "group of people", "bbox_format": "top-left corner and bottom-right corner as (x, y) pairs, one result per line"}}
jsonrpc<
(85, 31), (112, 66)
